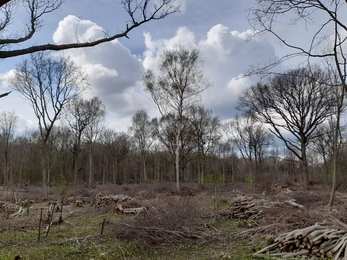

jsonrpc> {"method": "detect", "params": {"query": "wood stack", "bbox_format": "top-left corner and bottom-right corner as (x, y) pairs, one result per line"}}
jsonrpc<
(219, 195), (265, 220)
(254, 224), (347, 259)
(94, 194), (131, 207)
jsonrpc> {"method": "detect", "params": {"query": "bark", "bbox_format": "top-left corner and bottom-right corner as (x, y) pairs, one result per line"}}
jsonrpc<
(175, 126), (180, 191)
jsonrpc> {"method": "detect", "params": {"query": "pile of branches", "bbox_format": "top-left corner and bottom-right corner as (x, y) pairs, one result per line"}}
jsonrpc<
(115, 222), (210, 246)
(111, 197), (216, 247)
(219, 195), (270, 220)
(94, 194), (131, 207)
(254, 219), (347, 259)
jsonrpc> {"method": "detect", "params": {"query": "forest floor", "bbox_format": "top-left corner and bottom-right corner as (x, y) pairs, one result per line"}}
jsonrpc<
(0, 182), (345, 260)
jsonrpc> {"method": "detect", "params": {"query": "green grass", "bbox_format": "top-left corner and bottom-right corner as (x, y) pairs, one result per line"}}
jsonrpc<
(0, 199), (272, 260)
(0, 216), (268, 260)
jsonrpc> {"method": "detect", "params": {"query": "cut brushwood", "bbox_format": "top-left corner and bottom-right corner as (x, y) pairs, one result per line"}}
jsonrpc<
(254, 223), (347, 259)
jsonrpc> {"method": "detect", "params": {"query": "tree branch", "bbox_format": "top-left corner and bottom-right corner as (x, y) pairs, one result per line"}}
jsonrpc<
(0, 0), (180, 59)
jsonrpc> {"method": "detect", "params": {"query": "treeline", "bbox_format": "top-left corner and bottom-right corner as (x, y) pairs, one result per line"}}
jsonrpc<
(1, 47), (347, 196)
(0, 105), (346, 190)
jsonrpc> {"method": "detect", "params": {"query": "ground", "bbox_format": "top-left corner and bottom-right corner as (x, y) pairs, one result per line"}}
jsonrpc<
(0, 182), (344, 260)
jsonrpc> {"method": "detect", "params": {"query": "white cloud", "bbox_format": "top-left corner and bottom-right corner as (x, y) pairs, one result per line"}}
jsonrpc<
(0, 2), (296, 135)
(142, 24), (278, 119)
(53, 15), (148, 121)
(0, 70), (16, 90)
(143, 26), (196, 72)
(53, 15), (106, 44)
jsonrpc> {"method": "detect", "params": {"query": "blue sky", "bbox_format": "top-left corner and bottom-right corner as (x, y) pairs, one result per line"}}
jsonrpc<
(0, 0), (299, 134)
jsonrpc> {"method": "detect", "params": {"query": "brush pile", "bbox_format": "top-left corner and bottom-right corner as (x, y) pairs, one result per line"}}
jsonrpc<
(254, 221), (347, 259)
(219, 195), (270, 220)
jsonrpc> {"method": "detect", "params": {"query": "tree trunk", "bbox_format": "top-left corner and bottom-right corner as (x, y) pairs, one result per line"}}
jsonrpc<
(175, 129), (180, 191)
(197, 156), (201, 184)
(88, 145), (93, 188)
(201, 161), (204, 185)
(329, 113), (341, 207)
(72, 149), (80, 187)
(42, 163), (48, 199)
(112, 160), (117, 184)
(143, 158), (147, 183)
(302, 155), (309, 187)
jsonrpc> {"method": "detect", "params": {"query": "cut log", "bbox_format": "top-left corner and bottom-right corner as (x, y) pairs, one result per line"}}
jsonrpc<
(285, 199), (304, 209)
(123, 207), (148, 214)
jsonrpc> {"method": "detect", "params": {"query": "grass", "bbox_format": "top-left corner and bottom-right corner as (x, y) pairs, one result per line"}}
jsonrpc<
(0, 211), (267, 260)
(0, 184), (289, 260)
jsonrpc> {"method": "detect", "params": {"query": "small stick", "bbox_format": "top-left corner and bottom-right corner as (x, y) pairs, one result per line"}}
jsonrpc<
(46, 204), (56, 237)
(101, 218), (107, 235)
(38, 208), (43, 242)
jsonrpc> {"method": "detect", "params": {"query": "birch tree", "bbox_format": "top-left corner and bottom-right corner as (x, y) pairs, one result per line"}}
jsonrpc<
(143, 45), (211, 190)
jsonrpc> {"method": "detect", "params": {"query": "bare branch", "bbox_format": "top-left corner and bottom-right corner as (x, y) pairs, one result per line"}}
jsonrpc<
(0, 0), (180, 59)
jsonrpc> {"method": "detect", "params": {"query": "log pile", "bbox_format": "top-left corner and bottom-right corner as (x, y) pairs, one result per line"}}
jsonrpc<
(254, 223), (347, 259)
(94, 194), (131, 207)
(219, 195), (267, 220)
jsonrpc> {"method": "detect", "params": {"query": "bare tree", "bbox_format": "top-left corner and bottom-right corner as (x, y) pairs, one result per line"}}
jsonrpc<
(100, 130), (131, 184)
(143, 45), (212, 190)
(249, 0), (347, 83)
(83, 99), (106, 188)
(250, 0), (347, 201)
(0, 0), (180, 59)
(9, 51), (88, 197)
(238, 66), (335, 187)
(313, 82), (347, 205)
(224, 114), (274, 183)
(189, 106), (221, 184)
(0, 110), (17, 189)
(129, 109), (157, 183)
(64, 96), (106, 187)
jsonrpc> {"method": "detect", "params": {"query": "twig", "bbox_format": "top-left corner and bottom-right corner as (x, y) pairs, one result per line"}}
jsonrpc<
(38, 208), (43, 242)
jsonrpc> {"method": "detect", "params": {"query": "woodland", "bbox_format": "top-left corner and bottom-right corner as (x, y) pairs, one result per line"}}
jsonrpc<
(2, 0), (347, 259)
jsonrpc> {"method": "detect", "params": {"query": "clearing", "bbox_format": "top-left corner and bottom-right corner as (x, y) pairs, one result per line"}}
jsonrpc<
(0, 182), (344, 260)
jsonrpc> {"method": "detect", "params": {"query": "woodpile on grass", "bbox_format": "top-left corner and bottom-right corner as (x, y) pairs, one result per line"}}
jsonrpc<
(94, 194), (131, 207)
(219, 195), (266, 219)
(254, 218), (347, 259)
(219, 195), (308, 221)
(224, 193), (344, 259)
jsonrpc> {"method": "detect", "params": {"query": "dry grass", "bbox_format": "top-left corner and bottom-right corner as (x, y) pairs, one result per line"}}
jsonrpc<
(0, 182), (346, 259)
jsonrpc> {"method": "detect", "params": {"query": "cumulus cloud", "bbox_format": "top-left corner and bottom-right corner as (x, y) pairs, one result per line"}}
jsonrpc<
(52, 15), (151, 122)
(143, 24), (278, 120)
(143, 26), (197, 72)
(0, 15), (278, 134)
(53, 15), (106, 44)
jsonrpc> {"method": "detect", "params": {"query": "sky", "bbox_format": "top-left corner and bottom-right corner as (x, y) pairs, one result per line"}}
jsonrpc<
(0, 0), (319, 134)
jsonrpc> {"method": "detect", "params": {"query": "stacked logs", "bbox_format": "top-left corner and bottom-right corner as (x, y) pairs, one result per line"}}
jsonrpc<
(254, 224), (347, 259)
(94, 194), (131, 207)
(219, 195), (265, 219)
